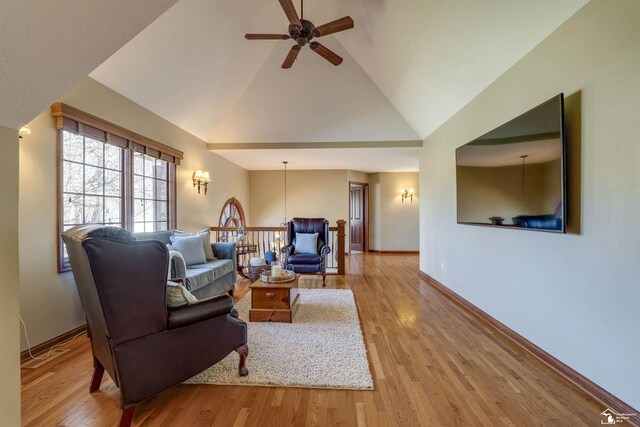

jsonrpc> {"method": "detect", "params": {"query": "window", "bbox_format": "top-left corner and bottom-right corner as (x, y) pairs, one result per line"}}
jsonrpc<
(53, 103), (183, 272)
(218, 197), (246, 242)
(219, 197), (246, 228)
(133, 153), (170, 232)
(62, 132), (124, 231)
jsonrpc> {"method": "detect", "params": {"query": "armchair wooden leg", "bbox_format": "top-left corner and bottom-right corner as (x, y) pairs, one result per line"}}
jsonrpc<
(235, 344), (249, 377)
(89, 360), (105, 392)
(322, 272), (326, 287)
(119, 406), (135, 427)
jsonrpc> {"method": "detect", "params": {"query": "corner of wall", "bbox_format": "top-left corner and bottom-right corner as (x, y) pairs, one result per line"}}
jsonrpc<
(0, 126), (21, 426)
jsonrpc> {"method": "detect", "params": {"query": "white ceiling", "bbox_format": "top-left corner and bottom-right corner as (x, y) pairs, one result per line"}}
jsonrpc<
(333, 0), (587, 139)
(0, 0), (177, 130)
(87, 0), (588, 172)
(207, 37), (419, 144)
(214, 147), (420, 172)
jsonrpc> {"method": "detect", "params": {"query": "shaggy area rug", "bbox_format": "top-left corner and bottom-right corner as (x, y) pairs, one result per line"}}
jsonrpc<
(185, 288), (373, 390)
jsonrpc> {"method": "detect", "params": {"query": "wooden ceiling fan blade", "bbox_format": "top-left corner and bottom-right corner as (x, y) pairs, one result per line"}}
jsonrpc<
(282, 45), (301, 69)
(310, 42), (343, 66)
(245, 34), (290, 40)
(278, 0), (302, 28)
(313, 16), (354, 37)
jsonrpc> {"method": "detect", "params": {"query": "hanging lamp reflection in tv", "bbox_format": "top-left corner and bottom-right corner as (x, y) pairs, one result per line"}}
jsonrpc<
(520, 154), (528, 214)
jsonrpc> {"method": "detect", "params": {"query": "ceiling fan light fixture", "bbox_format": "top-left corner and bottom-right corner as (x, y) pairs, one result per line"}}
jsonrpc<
(244, 0), (354, 69)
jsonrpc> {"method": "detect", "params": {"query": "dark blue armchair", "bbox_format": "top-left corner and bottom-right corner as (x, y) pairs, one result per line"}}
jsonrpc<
(281, 218), (331, 286)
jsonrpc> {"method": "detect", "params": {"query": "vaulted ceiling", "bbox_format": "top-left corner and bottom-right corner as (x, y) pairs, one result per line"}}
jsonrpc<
(0, 0), (177, 131)
(90, 0), (588, 171)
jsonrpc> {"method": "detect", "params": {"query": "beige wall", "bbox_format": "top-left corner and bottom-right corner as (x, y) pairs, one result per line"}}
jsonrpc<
(249, 169), (349, 255)
(347, 170), (370, 185)
(19, 78), (250, 349)
(0, 126), (21, 426)
(420, 0), (640, 409)
(369, 174), (382, 250)
(249, 169), (419, 253)
(457, 159), (561, 223)
(249, 169), (349, 228)
(370, 172), (419, 251)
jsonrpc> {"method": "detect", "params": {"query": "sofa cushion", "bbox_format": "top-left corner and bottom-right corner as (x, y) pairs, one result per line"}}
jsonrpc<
(288, 253), (322, 264)
(288, 263), (323, 274)
(167, 294), (233, 329)
(185, 259), (234, 292)
(294, 232), (318, 254)
(170, 235), (206, 265)
(174, 228), (215, 261)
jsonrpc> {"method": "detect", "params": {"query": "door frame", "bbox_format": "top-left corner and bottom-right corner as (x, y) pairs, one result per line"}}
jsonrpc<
(349, 181), (369, 252)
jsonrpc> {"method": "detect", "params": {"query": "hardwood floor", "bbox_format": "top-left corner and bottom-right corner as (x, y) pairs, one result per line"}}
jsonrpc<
(22, 253), (603, 426)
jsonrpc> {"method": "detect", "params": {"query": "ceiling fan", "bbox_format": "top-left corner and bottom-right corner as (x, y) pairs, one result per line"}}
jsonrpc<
(245, 0), (354, 69)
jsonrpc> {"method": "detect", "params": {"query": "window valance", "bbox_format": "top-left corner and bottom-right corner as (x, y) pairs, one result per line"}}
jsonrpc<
(51, 103), (183, 164)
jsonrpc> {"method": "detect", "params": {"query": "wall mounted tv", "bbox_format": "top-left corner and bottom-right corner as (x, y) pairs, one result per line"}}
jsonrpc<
(456, 94), (566, 233)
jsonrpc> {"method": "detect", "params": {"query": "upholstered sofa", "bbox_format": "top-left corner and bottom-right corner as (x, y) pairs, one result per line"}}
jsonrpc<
(512, 214), (562, 230)
(135, 230), (237, 298)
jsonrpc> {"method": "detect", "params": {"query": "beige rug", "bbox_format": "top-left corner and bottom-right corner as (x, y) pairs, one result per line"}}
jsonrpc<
(185, 288), (373, 390)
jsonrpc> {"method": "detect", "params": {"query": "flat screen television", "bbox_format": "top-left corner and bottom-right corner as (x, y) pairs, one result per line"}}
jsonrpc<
(456, 94), (566, 233)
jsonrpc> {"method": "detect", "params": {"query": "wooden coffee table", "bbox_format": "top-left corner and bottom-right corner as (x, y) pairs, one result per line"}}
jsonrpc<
(249, 274), (300, 323)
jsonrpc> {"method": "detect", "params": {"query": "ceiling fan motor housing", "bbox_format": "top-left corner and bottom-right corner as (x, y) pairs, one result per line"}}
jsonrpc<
(289, 19), (316, 46)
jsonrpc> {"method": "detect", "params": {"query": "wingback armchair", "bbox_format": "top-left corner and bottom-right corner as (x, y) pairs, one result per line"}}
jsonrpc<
(281, 218), (331, 286)
(62, 225), (249, 427)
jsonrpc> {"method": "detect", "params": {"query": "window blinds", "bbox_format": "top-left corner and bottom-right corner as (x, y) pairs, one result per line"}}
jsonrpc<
(51, 103), (183, 164)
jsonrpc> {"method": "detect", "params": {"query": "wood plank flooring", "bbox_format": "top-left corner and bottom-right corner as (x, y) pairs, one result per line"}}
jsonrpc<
(22, 253), (604, 426)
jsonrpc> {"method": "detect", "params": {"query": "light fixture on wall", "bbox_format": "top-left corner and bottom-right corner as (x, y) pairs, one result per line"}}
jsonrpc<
(18, 126), (31, 139)
(192, 170), (211, 195)
(401, 188), (414, 203)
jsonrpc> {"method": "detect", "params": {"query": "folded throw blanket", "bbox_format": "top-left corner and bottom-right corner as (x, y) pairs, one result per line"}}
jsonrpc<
(249, 257), (266, 266)
(168, 250), (186, 279)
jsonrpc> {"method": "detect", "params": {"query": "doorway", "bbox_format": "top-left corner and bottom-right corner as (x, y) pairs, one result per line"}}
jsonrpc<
(349, 182), (369, 252)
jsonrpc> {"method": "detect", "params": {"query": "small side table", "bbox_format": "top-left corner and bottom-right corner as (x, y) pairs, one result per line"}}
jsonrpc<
(235, 244), (257, 279)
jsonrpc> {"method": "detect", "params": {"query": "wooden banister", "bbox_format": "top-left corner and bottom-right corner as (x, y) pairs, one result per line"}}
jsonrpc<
(210, 226), (286, 232)
(210, 220), (346, 276)
(336, 220), (346, 275)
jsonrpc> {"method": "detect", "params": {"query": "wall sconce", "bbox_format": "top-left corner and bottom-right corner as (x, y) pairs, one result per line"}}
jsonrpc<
(18, 126), (31, 139)
(401, 188), (414, 203)
(192, 170), (211, 195)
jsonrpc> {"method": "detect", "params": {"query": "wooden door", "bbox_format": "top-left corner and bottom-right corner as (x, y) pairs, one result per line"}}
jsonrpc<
(350, 185), (365, 251)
